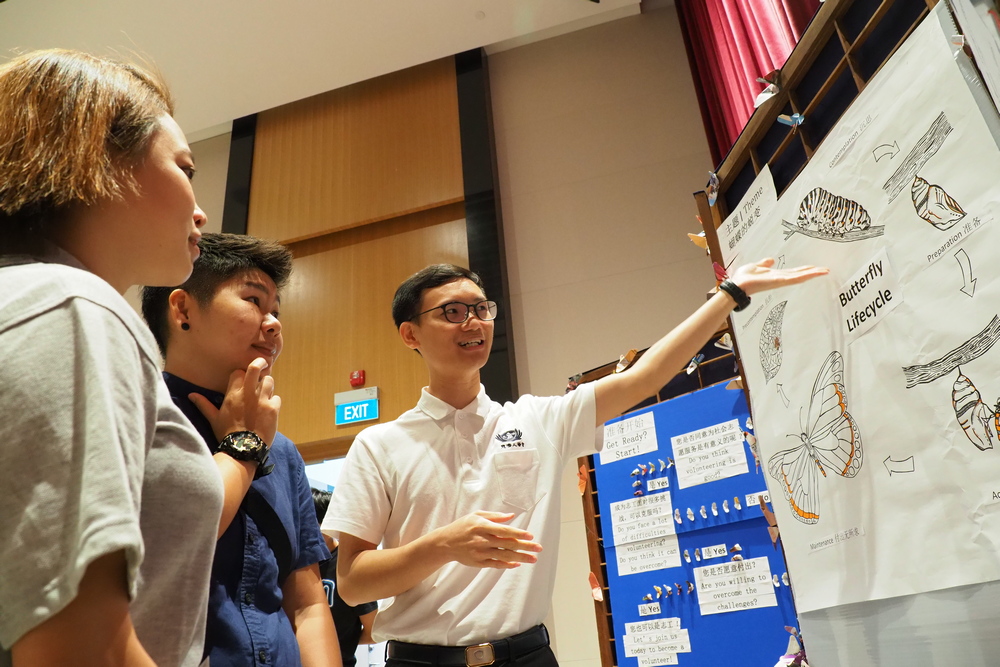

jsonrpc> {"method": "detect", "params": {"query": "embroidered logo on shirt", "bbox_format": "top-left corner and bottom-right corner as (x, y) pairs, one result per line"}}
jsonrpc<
(496, 429), (525, 449)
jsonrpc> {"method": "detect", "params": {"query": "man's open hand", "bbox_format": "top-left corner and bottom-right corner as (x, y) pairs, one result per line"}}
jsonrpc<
(433, 511), (543, 569)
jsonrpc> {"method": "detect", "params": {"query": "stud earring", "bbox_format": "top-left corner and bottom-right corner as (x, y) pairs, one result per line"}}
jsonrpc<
(181, 322), (190, 331)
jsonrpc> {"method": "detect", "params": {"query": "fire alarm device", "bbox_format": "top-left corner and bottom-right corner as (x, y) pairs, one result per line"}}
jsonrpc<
(350, 370), (366, 387)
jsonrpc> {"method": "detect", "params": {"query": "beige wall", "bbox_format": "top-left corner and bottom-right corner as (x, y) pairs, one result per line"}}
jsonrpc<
(490, 7), (713, 664)
(245, 59), (468, 457)
(190, 132), (232, 233)
(247, 58), (464, 245)
(124, 131), (231, 315)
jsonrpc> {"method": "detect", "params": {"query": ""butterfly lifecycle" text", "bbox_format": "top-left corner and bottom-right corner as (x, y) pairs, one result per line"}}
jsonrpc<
(839, 259), (893, 332)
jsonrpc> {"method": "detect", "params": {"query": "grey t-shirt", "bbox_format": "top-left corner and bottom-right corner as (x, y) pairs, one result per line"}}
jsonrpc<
(0, 260), (223, 667)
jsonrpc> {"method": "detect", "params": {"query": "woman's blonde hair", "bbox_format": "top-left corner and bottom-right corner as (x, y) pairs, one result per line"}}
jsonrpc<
(0, 49), (174, 244)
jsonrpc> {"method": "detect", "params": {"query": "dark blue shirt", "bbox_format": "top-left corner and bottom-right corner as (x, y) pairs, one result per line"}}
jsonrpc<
(319, 547), (378, 667)
(164, 373), (330, 667)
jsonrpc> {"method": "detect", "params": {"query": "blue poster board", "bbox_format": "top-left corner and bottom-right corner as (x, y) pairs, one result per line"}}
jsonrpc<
(594, 382), (798, 667)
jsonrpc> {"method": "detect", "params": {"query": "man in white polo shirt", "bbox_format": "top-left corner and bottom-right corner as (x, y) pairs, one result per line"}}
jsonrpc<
(324, 260), (825, 667)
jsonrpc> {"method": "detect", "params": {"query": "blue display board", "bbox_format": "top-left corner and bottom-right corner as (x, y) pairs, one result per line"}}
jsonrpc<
(594, 382), (798, 667)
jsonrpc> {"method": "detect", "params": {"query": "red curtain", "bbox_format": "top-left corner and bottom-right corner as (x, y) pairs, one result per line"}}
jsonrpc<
(676, 0), (821, 165)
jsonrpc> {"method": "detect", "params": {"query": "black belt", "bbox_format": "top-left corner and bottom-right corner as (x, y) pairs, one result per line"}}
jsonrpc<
(387, 625), (550, 667)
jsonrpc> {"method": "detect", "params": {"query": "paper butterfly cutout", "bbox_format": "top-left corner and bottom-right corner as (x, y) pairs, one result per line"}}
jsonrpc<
(768, 350), (864, 524)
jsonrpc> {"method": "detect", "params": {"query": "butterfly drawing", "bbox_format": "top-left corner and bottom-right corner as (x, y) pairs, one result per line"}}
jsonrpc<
(768, 351), (863, 524)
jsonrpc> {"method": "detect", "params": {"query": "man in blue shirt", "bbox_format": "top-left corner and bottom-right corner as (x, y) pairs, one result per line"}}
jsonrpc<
(142, 233), (341, 667)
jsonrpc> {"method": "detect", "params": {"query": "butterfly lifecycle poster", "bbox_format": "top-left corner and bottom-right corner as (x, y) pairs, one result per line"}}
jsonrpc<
(727, 4), (1000, 614)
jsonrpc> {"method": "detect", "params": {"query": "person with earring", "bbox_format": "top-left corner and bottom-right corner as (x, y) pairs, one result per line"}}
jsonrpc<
(142, 233), (341, 667)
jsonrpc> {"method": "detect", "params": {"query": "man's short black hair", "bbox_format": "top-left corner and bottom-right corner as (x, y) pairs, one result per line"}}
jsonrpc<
(391, 264), (485, 329)
(312, 488), (332, 523)
(141, 232), (293, 356)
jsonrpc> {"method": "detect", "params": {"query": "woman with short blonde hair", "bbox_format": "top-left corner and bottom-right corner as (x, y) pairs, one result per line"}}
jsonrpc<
(0, 49), (277, 667)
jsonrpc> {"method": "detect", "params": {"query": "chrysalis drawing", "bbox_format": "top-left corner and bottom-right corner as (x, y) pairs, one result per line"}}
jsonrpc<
(759, 301), (788, 382)
(911, 176), (966, 231)
(951, 369), (995, 451)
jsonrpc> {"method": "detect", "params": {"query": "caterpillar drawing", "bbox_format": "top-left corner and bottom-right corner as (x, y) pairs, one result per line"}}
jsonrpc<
(796, 187), (872, 236)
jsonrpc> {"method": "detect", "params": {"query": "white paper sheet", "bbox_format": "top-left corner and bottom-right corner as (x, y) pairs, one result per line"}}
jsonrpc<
(622, 628), (691, 656)
(701, 543), (728, 560)
(729, 5), (1000, 613)
(601, 411), (658, 464)
(638, 602), (661, 616)
(717, 164), (778, 269)
(615, 534), (682, 574)
(838, 247), (903, 342)
(693, 557), (778, 616)
(608, 492), (676, 547)
(636, 655), (679, 667)
(670, 419), (748, 489)
(621, 618), (689, 666)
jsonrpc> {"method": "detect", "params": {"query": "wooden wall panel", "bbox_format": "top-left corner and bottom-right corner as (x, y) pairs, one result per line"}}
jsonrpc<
(270, 205), (468, 460)
(248, 58), (465, 244)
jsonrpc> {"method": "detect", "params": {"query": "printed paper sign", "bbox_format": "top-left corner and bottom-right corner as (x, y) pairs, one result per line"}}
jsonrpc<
(610, 491), (672, 524)
(638, 603), (661, 616)
(694, 557), (777, 616)
(637, 655), (679, 667)
(623, 619), (688, 664)
(647, 478), (670, 491)
(745, 491), (770, 509)
(615, 535), (681, 575)
(671, 419), (749, 489)
(622, 628), (691, 655)
(609, 493), (676, 547)
(717, 165), (777, 268)
(839, 248), (902, 342)
(601, 412), (658, 464)
(624, 618), (682, 634)
(701, 543), (728, 560)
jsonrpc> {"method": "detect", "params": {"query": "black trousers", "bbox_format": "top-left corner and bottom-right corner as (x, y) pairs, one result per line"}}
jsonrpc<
(384, 625), (558, 667)
(386, 644), (558, 667)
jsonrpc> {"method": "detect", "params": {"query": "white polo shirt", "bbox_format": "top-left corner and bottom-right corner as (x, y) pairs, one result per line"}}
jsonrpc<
(324, 383), (601, 646)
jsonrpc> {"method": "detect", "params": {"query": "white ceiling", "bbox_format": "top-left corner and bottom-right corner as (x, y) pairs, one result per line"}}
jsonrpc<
(0, 0), (641, 142)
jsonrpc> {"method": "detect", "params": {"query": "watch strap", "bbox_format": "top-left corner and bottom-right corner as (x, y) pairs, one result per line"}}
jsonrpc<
(254, 452), (274, 480)
(719, 279), (751, 311)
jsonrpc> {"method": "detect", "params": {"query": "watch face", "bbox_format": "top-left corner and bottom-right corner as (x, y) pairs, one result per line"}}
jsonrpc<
(221, 431), (266, 463)
(232, 434), (257, 452)
(232, 433), (265, 454)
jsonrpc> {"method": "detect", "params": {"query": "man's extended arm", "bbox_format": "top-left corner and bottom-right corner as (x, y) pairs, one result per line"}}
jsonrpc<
(593, 259), (827, 425)
(336, 511), (542, 607)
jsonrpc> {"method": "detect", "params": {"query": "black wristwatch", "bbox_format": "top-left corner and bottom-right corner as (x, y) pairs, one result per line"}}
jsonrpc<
(218, 431), (274, 479)
(718, 279), (751, 311)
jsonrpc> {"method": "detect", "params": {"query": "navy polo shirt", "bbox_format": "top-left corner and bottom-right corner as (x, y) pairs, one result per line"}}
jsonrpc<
(164, 373), (330, 667)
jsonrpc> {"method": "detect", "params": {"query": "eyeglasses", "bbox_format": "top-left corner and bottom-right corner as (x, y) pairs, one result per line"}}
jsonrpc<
(414, 300), (499, 324)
